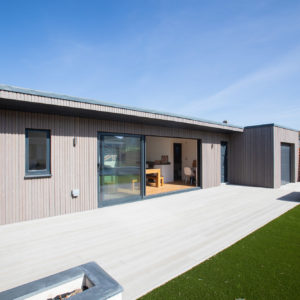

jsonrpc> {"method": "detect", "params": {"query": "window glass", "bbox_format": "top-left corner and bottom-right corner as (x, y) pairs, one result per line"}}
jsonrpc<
(103, 136), (141, 169)
(100, 135), (141, 203)
(26, 129), (50, 176)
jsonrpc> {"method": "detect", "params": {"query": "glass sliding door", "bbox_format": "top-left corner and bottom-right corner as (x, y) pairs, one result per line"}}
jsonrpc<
(98, 133), (143, 206)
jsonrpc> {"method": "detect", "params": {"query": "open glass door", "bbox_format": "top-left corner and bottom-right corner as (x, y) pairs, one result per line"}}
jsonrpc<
(98, 133), (143, 206)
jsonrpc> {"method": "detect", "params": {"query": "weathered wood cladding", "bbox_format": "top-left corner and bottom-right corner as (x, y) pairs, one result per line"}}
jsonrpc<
(229, 126), (274, 188)
(273, 126), (299, 188)
(0, 109), (229, 225)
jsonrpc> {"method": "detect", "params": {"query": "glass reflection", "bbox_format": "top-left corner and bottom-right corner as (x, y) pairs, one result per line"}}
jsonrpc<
(100, 135), (141, 202)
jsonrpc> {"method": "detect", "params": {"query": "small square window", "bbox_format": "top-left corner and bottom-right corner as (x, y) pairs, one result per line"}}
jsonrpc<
(25, 129), (51, 177)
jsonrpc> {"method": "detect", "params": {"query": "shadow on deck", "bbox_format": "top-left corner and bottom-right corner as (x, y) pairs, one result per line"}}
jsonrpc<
(277, 192), (300, 202)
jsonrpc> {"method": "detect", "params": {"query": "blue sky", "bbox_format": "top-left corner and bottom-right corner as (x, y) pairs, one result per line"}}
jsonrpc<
(0, 0), (299, 129)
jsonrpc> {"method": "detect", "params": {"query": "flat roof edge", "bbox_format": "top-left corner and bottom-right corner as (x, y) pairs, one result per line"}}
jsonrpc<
(245, 123), (299, 132)
(0, 84), (243, 131)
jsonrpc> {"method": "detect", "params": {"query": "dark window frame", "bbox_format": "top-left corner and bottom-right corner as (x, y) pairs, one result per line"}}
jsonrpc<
(97, 132), (144, 207)
(25, 129), (51, 178)
(221, 141), (228, 183)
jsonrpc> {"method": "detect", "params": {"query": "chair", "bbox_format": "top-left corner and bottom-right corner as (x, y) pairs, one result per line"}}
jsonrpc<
(184, 167), (193, 184)
(192, 160), (197, 168)
(160, 176), (164, 186)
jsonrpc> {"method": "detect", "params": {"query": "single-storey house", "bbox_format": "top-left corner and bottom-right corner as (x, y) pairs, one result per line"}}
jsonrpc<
(0, 84), (298, 225)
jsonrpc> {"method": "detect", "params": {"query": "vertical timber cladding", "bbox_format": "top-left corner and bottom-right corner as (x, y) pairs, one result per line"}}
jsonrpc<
(229, 126), (274, 188)
(200, 135), (229, 188)
(0, 109), (230, 225)
(273, 126), (299, 188)
(298, 147), (300, 181)
(229, 125), (299, 188)
(0, 110), (98, 225)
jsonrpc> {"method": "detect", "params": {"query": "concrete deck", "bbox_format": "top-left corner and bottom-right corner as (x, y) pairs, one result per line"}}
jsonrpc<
(0, 183), (299, 299)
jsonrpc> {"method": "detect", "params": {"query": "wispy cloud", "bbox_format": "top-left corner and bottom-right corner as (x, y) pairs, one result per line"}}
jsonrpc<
(180, 46), (300, 116)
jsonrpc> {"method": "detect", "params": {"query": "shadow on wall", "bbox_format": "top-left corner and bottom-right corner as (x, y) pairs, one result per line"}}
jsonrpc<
(0, 108), (104, 137)
(277, 192), (300, 202)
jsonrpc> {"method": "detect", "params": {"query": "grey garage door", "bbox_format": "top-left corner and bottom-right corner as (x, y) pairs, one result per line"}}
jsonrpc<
(281, 143), (291, 185)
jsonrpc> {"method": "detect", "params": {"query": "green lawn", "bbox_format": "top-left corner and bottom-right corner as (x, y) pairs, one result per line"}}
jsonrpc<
(140, 205), (300, 300)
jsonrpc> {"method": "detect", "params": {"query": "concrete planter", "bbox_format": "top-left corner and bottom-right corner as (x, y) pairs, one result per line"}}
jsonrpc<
(0, 262), (123, 300)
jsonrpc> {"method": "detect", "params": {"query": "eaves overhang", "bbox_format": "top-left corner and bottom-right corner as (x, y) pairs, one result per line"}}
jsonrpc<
(0, 84), (244, 133)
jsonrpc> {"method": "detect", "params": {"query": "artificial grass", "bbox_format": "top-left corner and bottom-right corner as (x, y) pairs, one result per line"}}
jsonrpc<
(140, 205), (300, 300)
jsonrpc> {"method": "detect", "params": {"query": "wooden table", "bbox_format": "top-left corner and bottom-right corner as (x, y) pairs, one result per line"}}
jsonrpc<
(146, 168), (161, 188)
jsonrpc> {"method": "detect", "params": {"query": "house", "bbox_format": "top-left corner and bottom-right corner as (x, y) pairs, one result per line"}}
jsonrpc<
(0, 84), (298, 225)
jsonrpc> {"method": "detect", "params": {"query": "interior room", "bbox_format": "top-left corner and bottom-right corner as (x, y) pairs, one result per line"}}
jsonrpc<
(146, 136), (198, 196)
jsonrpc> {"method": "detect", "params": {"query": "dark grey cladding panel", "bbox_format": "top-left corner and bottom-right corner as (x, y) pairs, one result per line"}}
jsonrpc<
(0, 262), (123, 300)
(229, 126), (274, 188)
(245, 123), (298, 132)
(0, 98), (236, 133)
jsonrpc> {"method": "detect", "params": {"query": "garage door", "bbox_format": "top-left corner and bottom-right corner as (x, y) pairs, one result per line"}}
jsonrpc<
(281, 144), (291, 185)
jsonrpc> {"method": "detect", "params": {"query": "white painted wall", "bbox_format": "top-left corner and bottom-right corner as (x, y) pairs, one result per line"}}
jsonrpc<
(147, 136), (174, 182)
(146, 136), (171, 163)
(177, 138), (197, 174)
(146, 136), (197, 183)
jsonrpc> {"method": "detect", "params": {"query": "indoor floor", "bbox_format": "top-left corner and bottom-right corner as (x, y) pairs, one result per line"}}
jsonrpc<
(146, 181), (195, 196)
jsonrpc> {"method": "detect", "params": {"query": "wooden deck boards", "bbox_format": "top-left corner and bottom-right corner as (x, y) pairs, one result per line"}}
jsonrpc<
(0, 183), (299, 300)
